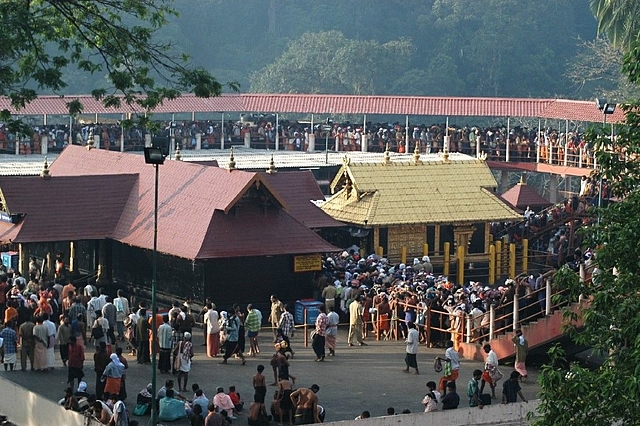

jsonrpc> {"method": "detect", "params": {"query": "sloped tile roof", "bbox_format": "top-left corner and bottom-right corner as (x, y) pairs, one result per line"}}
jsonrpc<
(500, 182), (552, 211)
(0, 94), (625, 123)
(45, 145), (334, 260)
(321, 158), (522, 226)
(0, 174), (136, 243)
(259, 170), (343, 229)
(196, 206), (338, 259)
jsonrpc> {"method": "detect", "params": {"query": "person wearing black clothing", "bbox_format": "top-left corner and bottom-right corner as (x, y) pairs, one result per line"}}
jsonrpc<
(136, 309), (150, 364)
(441, 382), (460, 410)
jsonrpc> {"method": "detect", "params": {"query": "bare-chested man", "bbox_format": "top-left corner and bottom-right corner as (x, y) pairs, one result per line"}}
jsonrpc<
(290, 384), (319, 424)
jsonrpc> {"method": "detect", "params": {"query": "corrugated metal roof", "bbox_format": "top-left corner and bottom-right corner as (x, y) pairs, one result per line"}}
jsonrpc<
(321, 158), (522, 226)
(0, 94), (625, 123)
(0, 174), (136, 243)
(42, 145), (335, 259)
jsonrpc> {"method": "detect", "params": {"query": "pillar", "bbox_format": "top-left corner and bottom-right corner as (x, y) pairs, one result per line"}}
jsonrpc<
(488, 244), (495, 285)
(94, 135), (100, 149)
(457, 245), (465, 285)
(376, 246), (384, 257)
(97, 240), (108, 284)
(69, 241), (76, 273)
(196, 133), (202, 150)
(145, 133), (151, 147)
(509, 243), (516, 278)
(400, 246), (407, 265)
(500, 170), (509, 193)
(244, 131), (251, 148)
(308, 134), (315, 152)
(422, 243), (429, 257)
(18, 244), (28, 276)
(522, 239), (528, 273)
(443, 242), (450, 277)
(565, 176), (572, 195)
(549, 174), (558, 203)
(495, 240), (502, 280)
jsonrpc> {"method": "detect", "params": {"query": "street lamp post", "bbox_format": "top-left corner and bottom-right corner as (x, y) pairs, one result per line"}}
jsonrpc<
(595, 98), (616, 227)
(144, 140), (169, 426)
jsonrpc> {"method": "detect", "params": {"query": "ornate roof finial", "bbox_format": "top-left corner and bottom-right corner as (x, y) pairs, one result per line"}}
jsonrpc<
(519, 174), (526, 185)
(175, 141), (182, 161)
(382, 142), (391, 165)
(342, 155), (350, 166)
(86, 128), (94, 150)
(40, 156), (50, 179)
(478, 151), (488, 161)
(228, 147), (236, 170)
(266, 154), (276, 174)
(412, 141), (422, 165)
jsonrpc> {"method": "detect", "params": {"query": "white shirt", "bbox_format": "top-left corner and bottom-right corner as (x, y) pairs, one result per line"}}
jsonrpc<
(485, 349), (499, 368)
(445, 347), (460, 370)
(204, 310), (220, 334)
(405, 328), (419, 354)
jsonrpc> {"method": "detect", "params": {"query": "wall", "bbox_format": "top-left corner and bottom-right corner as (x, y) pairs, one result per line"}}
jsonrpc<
(0, 377), (102, 426)
(325, 400), (539, 426)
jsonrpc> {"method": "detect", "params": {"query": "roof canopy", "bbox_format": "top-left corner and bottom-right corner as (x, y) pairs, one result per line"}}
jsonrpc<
(0, 94), (625, 123)
(321, 153), (522, 227)
(500, 180), (552, 212)
(0, 145), (338, 259)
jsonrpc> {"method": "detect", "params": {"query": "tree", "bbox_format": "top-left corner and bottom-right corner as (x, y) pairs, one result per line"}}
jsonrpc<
(249, 31), (414, 95)
(565, 37), (640, 101)
(590, 0), (640, 49)
(0, 0), (230, 132)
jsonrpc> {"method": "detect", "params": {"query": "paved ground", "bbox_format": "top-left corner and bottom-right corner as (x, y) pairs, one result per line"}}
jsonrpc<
(1, 327), (541, 425)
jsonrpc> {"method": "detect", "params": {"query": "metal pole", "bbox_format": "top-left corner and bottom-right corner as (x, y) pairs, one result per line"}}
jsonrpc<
(564, 119), (569, 166)
(506, 117), (510, 162)
(405, 115), (409, 151)
(150, 163), (159, 425)
(221, 112), (225, 150)
(275, 113), (279, 151)
(325, 129), (329, 165)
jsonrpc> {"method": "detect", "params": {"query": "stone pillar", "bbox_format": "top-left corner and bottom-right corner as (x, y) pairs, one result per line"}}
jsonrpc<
(145, 133), (152, 147)
(549, 174), (558, 203)
(565, 176), (572, 195)
(196, 133), (202, 150)
(308, 134), (315, 152)
(94, 135), (100, 149)
(41, 136), (48, 155)
(244, 131), (251, 148)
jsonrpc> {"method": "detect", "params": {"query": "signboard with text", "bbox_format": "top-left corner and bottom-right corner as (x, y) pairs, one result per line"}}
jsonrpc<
(294, 254), (322, 273)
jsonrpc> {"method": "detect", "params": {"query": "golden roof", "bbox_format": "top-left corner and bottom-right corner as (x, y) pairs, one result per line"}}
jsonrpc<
(321, 157), (522, 226)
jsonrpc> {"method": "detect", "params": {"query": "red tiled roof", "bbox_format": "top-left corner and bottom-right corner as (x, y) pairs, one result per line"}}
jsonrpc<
(197, 205), (338, 259)
(500, 182), (552, 211)
(0, 94), (626, 123)
(259, 170), (344, 229)
(0, 174), (136, 243)
(46, 145), (335, 259)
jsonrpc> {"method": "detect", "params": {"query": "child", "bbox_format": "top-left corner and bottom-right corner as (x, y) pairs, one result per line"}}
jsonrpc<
(229, 386), (243, 412)
(253, 365), (267, 402)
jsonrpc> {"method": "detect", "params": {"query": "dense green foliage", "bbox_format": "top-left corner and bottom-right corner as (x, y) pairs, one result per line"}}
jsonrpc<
(0, 0), (226, 130)
(50, 0), (601, 99)
(534, 2), (640, 424)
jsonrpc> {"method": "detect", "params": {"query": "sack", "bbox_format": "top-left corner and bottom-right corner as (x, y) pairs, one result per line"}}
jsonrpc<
(310, 330), (317, 340)
(433, 357), (443, 373)
(133, 402), (150, 416)
(91, 323), (104, 340)
(443, 360), (452, 377)
(173, 355), (182, 371)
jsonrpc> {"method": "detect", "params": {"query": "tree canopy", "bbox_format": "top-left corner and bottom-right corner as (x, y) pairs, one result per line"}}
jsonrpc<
(0, 0), (227, 125)
(534, 2), (640, 424)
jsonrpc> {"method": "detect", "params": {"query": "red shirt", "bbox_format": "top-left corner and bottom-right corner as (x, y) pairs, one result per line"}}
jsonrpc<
(67, 343), (85, 368)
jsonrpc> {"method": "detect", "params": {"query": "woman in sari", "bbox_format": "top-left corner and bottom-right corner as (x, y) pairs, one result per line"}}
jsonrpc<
(33, 317), (49, 371)
(102, 353), (125, 397)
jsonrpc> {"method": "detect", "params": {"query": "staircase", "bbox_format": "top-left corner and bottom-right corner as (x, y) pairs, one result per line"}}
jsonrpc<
(458, 300), (584, 362)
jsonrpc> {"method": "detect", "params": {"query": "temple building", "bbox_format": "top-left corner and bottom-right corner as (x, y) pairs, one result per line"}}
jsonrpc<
(320, 146), (522, 265)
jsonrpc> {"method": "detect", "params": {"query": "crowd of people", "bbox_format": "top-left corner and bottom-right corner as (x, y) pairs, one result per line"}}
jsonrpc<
(0, 117), (599, 169)
(0, 240), (573, 424)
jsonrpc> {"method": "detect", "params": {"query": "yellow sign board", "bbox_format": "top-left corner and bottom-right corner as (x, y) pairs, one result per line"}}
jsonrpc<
(294, 254), (323, 273)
